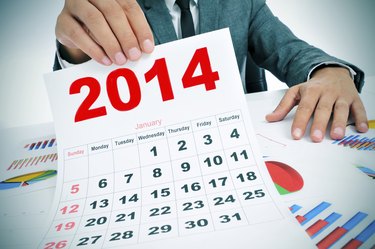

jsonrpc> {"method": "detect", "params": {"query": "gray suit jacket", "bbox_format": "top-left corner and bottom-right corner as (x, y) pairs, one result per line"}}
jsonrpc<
(138, 0), (364, 91)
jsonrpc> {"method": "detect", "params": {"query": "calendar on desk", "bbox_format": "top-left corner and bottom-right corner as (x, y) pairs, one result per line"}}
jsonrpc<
(40, 29), (312, 248)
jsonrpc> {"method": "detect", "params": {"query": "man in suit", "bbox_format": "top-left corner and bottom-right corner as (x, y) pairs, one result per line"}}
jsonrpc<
(54, 0), (369, 142)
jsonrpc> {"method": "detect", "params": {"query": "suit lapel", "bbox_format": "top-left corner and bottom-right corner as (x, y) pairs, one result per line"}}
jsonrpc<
(142, 0), (220, 42)
(198, 0), (220, 34)
(143, 0), (178, 44)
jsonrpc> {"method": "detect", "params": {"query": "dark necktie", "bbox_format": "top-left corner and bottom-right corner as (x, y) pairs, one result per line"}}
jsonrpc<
(175, 0), (195, 38)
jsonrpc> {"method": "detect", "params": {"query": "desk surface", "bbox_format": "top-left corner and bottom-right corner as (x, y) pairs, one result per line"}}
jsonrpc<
(0, 79), (374, 248)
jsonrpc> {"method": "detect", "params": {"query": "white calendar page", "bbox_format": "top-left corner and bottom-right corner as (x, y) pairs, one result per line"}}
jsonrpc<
(40, 29), (313, 248)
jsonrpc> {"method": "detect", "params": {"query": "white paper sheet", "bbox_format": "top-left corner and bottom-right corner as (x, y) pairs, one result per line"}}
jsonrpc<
(39, 29), (312, 249)
(246, 89), (375, 248)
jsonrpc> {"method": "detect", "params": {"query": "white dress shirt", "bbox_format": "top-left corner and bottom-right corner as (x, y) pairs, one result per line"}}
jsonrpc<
(164, 0), (199, 39)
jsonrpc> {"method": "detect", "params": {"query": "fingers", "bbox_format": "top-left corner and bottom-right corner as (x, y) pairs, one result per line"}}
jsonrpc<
(116, 0), (155, 53)
(265, 84), (330, 142)
(328, 97), (367, 141)
(297, 93), (368, 142)
(349, 98), (368, 133)
(56, 11), (112, 65)
(267, 66), (370, 143)
(56, 0), (154, 66)
(265, 86), (300, 122)
(309, 96), (337, 142)
(74, 0), (128, 64)
(290, 84), (322, 140)
(88, 0), (153, 62)
(328, 99), (349, 140)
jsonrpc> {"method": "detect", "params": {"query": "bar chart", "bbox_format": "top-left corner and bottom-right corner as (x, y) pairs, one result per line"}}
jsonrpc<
(332, 135), (375, 151)
(23, 138), (56, 151)
(356, 166), (375, 180)
(290, 201), (375, 249)
(317, 212), (368, 249)
(6, 153), (58, 171)
(343, 221), (375, 249)
(295, 201), (332, 226)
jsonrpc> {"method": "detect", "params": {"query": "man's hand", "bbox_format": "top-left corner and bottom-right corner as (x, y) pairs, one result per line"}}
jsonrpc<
(55, 0), (154, 66)
(265, 67), (368, 142)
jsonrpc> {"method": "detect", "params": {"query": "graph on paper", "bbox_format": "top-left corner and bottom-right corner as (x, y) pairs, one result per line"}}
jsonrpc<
(23, 138), (57, 151)
(0, 170), (57, 190)
(332, 135), (375, 151)
(6, 153), (58, 171)
(265, 161), (304, 195)
(1, 135), (58, 192)
(290, 201), (375, 249)
(356, 166), (375, 180)
(332, 120), (375, 151)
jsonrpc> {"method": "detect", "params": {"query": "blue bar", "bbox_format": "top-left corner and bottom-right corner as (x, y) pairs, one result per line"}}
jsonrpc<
(341, 135), (358, 145)
(356, 220), (375, 243)
(347, 136), (361, 146)
(35, 141), (42, 149)
(342, 212), (367, 231)
(357, 166), (375, 179)
(311, 212), (342, 239)
(339, 135), (355, 144)
(48, 138), (56, 147)
(301, 201), (331, 225)
(357, 166), (375, 175)
(290, 204), (302, 214)
(41, 140), (48, 149)
(29, 143), (36, 150)
(355, 137), (367, 149)
(332, 135), (350, 144)
(360, 138), (375, 151)
(325, 212), (342, 224)
(353, 137), (368, 149)
(332, 139), (341, 145)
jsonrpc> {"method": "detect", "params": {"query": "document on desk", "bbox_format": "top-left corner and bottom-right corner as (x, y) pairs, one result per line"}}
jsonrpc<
(247, 90), (375, 248)
(0, 124), (57, 249)
(0, 126), (57, 197)
(39, 29), (312, 248)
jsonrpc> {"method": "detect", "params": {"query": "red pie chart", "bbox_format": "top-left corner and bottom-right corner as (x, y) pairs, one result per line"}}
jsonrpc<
(265, 161), (304, 195)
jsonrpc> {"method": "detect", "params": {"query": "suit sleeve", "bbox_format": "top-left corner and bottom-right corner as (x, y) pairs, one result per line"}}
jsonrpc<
(247, 0), (364, 92)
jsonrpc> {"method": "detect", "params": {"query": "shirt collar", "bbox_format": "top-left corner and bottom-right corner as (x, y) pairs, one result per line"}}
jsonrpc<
(165, 0), (198, 12)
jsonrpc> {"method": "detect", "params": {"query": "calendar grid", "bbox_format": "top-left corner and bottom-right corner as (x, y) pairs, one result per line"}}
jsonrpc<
(186, 118), (215, 233)
(41, 110), (287, 248)
(73, 142), (102, 248)
(42, 144), (90, 247)
(165, 127), (182, 238)
(72, 145), (88, 244)
(214, 112), (251, 225)
(99, 139), (117, 248)
(222, 110), (284, 219)
(135, 130), (144, 245)
(138, 125), (179, 242)
(39, 28), (320, 247)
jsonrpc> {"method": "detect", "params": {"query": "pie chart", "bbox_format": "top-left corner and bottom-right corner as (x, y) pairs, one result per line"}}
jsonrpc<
(265, 161), (304, 195)
(0, 170), (57, 190)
